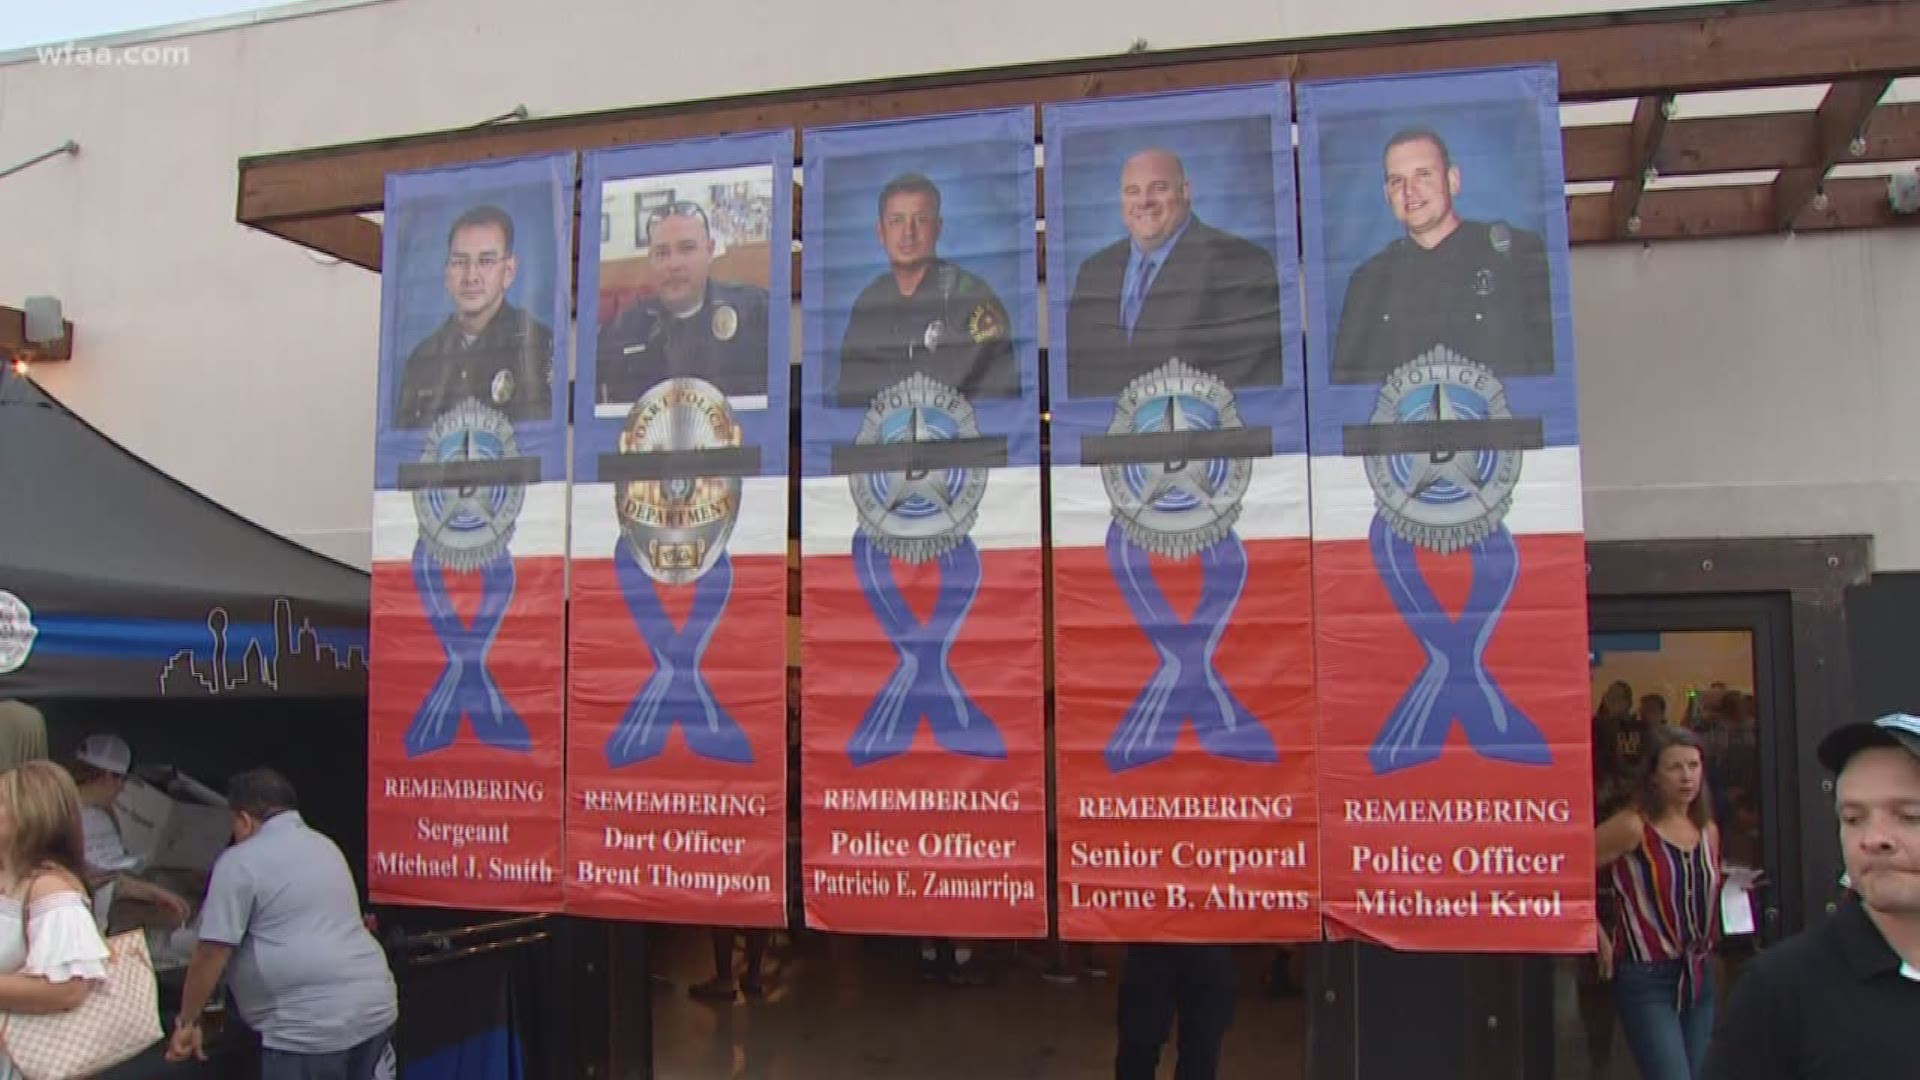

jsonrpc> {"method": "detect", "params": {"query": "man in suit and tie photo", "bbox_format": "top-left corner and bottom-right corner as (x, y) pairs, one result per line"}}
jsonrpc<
(1064, 148), (1283, 400)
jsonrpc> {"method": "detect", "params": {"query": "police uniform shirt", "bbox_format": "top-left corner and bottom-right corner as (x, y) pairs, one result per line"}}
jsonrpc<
(596, 279), (772, 405)
(392, 302), (555, 429)
(1330, 218), (1554, 386)
(834, 258), (1019, 408)
(1702, 895), (1920, 1080)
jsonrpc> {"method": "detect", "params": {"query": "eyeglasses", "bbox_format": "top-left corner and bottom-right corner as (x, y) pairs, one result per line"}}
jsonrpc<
(645, 201), (710, 240)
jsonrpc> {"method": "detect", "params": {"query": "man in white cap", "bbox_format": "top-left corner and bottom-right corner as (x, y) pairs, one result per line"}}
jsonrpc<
(1702, 713), (1920, 1078)
(71, 733), (192, 925)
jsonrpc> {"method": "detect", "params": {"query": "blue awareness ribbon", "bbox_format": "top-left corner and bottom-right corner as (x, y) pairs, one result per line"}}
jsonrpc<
(604, 543), (753, 767)
(846, 531), (1006, 766)
(1104, 523), (1277, 772)
(1367, 516), (1552, 773)
(406, 541), (531, 757)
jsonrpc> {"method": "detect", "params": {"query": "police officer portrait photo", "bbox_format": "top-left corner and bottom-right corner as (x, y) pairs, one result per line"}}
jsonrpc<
(385, 195), (562, 432)
(813, 142), (1029, 412)
(593, 166), (776, 413)
(1053, 118), (1285, 402)
(1309, 101), (1557, 387)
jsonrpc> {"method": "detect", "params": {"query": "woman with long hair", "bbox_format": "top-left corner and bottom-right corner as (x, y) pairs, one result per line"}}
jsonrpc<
(0, 761), (110, 1078)
(1595, 724), (1722, 1079)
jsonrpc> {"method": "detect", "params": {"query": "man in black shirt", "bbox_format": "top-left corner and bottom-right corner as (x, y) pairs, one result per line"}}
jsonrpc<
(1702, 712), (1920, 1079)
(597, 201), (771, 405)
(833, 173), (1018, 408)
(392, 205), (555, 429)
(1331, 128), (1554, 385)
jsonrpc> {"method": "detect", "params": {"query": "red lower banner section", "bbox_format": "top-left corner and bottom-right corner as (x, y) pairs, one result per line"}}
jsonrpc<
(564, 552), (788, 927)
(801, 546), (1048, 938)
(1315, 532), (1595, 952)
(1053, 537), (1319, 942)
(367, 555), (565, 911)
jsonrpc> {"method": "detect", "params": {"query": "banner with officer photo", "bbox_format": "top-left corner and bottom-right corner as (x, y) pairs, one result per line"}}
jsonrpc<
(798, 109), (1048, 939)
(1044, 85), (1319, 943)
(564, 133), (794, 928)
(368, 155), (573, 912)
(1299, 66), (1594, 952)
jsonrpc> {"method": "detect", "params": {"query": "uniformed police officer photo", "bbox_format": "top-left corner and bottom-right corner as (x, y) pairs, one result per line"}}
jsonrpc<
(597, 199), (771, 405)
(832, 173), (1019, 408)
(1063, 148), (1283, 399)
(391, 204), (556, 429)
(1330, 127), (1553, 385)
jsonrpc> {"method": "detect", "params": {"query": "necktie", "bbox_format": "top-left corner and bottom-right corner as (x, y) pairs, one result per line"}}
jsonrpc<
(1123, 256), (1156, 339)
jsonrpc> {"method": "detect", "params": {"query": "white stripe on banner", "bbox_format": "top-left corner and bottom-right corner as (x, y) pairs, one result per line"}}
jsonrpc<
(801, 466), (1042, 556)
(571, 477), (787, 559)
(371, 481), (570, 563)
(1308, 446), (1585, 542)
(1049, 454), (1312, 550)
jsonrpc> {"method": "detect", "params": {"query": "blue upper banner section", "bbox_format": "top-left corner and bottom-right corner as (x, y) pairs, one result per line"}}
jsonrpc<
(800, 108), (1041, 477)
(1042, 83), (1304, 465)
(1297, 65), (1579, 455)
(375, 154), (575, 487)
(575, 131), (795, 480)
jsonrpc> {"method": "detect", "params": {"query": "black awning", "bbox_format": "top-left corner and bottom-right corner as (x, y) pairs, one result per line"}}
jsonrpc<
(0, 366), (367, 699)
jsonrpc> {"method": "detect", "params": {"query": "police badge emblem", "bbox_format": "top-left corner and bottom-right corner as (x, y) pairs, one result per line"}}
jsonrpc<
(1101, 360), (1252, 558)
(0, 590), (37, 675)
(966, 303), (1003, 343)
(490, 368), (515, 406)
(712, 304), (738, 343)
(412, 399), (526, 571)
(849, 373), (988, 563)
(1363, 347), (1522, 555)
(614, 377), (743, 585)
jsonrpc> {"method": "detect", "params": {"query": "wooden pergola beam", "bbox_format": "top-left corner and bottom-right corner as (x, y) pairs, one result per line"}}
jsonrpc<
(1569, 175), (1918, 241)
(1771, 76), (1894, 229)
(251, 215), (383, 272)
(1611, 94), (1675, 236)
(238, 1), (1920, 227)
(1563, 103), (1920, 183)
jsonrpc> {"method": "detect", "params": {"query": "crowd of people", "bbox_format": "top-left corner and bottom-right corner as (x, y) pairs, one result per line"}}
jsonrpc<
(0, 700), (397, 1080)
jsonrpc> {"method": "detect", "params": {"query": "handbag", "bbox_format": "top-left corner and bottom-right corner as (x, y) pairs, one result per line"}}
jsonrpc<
(0, 905), (163, 1080)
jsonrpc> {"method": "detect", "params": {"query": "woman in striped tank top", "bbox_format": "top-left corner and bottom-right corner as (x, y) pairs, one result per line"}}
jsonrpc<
(1595, 725), (1723, 1080)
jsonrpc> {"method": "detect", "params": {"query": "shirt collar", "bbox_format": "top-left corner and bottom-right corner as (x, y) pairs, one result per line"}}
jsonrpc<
(255, 810), (303, 839)
(1831, 894), (1908, 981)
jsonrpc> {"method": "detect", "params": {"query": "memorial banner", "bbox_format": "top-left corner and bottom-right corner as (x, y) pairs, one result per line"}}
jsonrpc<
(799, 109), (1048, 938)
(1299, 66), (1595, 951)
(1045, 85), (1318, 942)
(368, 155), (572, 911)
(564, 134), (794, 927)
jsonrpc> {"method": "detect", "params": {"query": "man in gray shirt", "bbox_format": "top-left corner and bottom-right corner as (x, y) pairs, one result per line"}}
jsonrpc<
(167, 769), (397, 1079)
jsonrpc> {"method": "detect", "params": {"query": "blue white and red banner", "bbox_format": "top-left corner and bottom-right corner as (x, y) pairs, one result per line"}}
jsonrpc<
(798, 109), (1048, 938)
(1045, 85), (1319, 942)
(1299, 65), (1595, 951)
(368, 155), (573, 911)
(564, 133), (793, 927)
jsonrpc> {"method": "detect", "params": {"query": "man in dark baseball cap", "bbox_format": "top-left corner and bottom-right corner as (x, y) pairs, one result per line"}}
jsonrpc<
(1703, 713), (1920, 1079)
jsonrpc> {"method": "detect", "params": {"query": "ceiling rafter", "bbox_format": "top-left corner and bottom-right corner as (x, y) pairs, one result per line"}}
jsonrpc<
(1771, 76), (1895, 229)
(1611, 94), (1676, 238)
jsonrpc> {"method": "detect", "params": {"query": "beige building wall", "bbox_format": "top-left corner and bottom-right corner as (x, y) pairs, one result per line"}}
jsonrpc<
(3, 0), (1917, 569)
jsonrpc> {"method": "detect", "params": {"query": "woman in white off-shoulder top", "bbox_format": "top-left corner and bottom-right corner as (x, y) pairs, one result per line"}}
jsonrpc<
(0, 761), (112, 1080)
